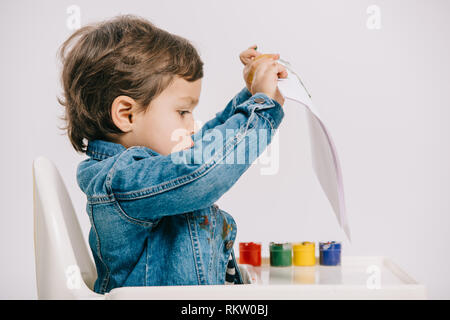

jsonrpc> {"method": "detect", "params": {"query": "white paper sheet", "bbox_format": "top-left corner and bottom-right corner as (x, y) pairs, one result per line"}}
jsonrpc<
(276, 58), (351, 241)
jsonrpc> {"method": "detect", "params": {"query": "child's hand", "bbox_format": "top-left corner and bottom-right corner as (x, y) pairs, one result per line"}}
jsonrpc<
(239, 45), (287, 106)
(239, 44), (262, 66)
(240, 45), (266, 92)
(250, 56), (287, 106)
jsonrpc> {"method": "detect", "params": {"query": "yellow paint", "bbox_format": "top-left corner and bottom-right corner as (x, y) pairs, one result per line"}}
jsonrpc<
(293, 241), (316, 266)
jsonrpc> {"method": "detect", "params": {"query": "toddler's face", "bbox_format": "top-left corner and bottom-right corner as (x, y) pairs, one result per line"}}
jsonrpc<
(130, 76), (201, 155)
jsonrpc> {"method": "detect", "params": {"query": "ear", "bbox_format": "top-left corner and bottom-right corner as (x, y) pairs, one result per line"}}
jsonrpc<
(111, 95), (138, 132)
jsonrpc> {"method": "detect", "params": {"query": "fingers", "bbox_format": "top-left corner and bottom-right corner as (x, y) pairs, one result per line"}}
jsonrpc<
(239, 45), (262, 65)
(268, 58), (288, 79)
(246, 55), (276, 85)
(253, 54), (279, 66)
(242, 47), (287, 89)
(251, 53), (280, 71)
(275, 63), (288, 78)
(255, 57), (288, 78)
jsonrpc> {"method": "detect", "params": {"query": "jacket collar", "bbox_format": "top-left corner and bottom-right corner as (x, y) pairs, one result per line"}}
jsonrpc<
(86, 139), (127, 161)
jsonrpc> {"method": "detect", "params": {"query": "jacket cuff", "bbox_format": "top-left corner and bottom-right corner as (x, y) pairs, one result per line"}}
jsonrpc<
(246, 92), (285, 131)
(234, 86), (253, 107)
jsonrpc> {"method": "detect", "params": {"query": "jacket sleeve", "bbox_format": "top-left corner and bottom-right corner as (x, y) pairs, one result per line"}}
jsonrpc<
(191, 86), (253, 141)
(107, 91), (284, 222)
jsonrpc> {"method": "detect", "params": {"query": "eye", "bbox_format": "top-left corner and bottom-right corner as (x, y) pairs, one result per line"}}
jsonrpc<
(178, 110), (190, 116)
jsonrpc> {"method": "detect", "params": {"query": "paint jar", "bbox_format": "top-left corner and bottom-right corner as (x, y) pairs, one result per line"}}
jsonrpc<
(319, 241), (341, 266)
(239, 242), (262, 266)
(293, 241), (316, 266)
(269, 242), (292, 267)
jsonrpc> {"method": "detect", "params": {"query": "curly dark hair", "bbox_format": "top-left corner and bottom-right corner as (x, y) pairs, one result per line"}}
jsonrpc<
(57, 14), (204, 153)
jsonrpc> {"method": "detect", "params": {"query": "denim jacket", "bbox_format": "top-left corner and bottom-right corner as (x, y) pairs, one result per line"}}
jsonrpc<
(76, 87), (284, 294)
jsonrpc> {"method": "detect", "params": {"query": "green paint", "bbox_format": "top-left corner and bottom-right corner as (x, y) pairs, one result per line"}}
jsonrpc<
(269, 242), (292, 267)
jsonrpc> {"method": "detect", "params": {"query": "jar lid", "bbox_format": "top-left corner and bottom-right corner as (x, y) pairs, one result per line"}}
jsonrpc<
(293, 241), (315, 251)
(239, 242), (261, 250)
(269, 242), (292, 251)
(319, 241), (341, 250)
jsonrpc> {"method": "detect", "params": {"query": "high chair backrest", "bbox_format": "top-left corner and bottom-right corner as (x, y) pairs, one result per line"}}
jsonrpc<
(32, 156), (103, 299)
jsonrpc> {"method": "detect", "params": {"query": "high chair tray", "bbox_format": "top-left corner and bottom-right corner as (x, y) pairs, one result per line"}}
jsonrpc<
(105, 256), (426, 300)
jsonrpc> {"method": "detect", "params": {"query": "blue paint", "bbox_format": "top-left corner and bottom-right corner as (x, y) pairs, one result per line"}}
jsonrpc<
(319, 241), (341, 266)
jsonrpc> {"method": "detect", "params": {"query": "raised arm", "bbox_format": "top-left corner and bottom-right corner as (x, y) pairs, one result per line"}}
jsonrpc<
(191, 86), (252, 142)
(107, 92), (284, 222)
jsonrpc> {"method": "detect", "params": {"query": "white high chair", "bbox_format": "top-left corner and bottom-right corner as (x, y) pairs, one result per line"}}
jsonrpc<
(32, 156), (103, 299)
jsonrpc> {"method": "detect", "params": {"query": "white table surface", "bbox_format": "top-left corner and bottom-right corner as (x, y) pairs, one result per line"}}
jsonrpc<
(106, 256), (426, 300)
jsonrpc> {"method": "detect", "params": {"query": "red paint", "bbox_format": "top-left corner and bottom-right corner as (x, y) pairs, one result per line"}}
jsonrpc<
(239, 242), (262, 266)
(200, 215), (209, 227)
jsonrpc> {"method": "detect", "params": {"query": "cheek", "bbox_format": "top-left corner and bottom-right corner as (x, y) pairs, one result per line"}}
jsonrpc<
(168, 119), (191, 143)
(158, 116), (189, 148)
(137, 110), (191, 154)
(135, 112), (169, 145)
(167, 116), (194, 150)
(164, 115), (184, 136)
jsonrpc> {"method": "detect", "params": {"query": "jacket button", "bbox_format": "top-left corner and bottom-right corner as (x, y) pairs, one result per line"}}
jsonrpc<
(225, 240), (234, 250)
(254, 97), (265, 104)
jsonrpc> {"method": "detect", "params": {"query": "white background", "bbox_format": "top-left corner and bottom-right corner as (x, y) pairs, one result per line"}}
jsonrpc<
(1, 0), (449, 299)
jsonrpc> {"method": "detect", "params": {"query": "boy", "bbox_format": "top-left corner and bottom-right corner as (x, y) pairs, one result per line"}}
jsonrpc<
(58, 14), (287, 294)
